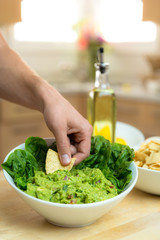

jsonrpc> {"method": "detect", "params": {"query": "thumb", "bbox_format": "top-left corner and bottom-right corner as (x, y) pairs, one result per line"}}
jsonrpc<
(54, 131), (71, 166)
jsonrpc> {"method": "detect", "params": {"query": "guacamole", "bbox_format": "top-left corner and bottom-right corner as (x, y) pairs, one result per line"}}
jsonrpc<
(2, 136), (134, 203)
(26, 167), (118, 204)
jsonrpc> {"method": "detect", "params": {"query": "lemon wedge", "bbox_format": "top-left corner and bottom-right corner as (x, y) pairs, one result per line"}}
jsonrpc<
(93, 123), (127, 145)
(99, 125), (111, 142)
(115, 137), (127, 145)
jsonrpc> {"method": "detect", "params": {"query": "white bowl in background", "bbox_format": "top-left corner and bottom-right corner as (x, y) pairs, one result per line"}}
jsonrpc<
(135, 136), (160, 195)
(135, 167), (160, 195)
(116, 122), (145, 151)
(3, 138), (138, 227)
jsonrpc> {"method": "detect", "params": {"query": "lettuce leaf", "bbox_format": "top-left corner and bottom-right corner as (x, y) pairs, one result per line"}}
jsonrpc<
(25, 136), (48, 171)
(2, 149), (38, 190)
(2, 136), (49, 190)
(75, 136), (134, 193)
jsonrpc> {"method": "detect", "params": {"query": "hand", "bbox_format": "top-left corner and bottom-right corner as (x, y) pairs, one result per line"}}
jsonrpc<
(40, 83), (93, 166)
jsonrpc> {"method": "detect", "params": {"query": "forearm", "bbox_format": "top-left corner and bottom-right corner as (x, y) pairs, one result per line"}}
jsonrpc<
(0, 68), (41, 111)
(0, 33), (57, 112)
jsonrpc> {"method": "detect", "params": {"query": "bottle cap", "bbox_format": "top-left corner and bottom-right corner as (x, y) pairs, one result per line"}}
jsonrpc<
(95, 47), (109, 73)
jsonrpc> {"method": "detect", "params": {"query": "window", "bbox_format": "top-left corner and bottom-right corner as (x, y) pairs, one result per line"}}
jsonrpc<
(14, 0), (156, 43)
(98, 0), (156, 42)
(14, 0), (80, 42)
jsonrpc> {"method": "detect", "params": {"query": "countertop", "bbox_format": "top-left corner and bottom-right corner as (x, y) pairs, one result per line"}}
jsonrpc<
(1, 170), (160, 240)
(52, 81), (160, 103)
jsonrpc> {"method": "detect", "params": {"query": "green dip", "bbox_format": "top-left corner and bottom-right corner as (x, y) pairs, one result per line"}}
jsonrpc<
(26, 167), (118, 204)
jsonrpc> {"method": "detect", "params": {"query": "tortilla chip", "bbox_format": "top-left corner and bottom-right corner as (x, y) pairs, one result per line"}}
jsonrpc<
(45, 149), (76, 174)
(134, 160), (143, 167)
(151, 140), (160, 145)
(149, 163), (160, 171)
(142, 164), (149, 169)
(148, 142), (160, 152)
(146, 152), (160, 165)
(134, 151), (147, 162)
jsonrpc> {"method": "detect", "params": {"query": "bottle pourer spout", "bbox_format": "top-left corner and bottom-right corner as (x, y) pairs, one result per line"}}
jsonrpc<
(99, 47), (104, 64)
(95, 47), (109, 73)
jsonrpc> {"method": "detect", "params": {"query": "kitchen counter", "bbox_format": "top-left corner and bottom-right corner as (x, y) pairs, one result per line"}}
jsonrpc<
(52, 81), (160, 103)
(1, 170), (160, 240)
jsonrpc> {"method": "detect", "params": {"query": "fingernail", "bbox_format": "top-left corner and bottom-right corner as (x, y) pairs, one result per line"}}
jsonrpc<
(61, 154), (70, 165)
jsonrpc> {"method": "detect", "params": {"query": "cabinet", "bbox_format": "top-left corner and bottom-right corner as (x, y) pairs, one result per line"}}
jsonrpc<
(117, 97), (160, 138)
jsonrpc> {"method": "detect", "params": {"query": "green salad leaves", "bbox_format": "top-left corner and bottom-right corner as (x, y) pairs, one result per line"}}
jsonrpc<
(75, 136), (134, 192)
(2, 136), (134, 193)
(25, 136), (48, 171)
(2, 137), (48, 190)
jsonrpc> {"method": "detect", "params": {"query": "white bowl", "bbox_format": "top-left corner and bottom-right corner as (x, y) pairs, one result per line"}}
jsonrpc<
(3, 138), (138, 227)
(135, 136), (160, 195)
(116, 122), (145, 151)
(143, 136), (160, 144)
(135, 167), (160, 195)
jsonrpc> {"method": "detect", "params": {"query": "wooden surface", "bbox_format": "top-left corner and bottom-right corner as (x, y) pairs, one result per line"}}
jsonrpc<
(0, 171), (160, 240)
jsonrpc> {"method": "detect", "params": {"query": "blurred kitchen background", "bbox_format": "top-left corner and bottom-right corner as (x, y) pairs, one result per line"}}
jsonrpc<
(0, 0), (160, 164)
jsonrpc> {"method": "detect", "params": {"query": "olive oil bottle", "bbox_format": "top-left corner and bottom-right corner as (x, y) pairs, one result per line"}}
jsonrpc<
(87, 47), (116, 143)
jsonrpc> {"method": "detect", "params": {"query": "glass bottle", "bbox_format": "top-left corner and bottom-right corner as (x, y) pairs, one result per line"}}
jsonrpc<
(87, 47), (116, 143)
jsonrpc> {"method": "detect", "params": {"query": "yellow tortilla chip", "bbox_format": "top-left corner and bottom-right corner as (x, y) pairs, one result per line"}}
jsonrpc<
(139, 143), (149, 152)
(148, 142), (160, 152)
(146, 152), (160, 165)
(134, 160), (143, 167)
(151, 140), (160, 145)
(149, 163), (160, 171)
(142, 164), (149, 169)
(45, 149), (76, 174)
(134, 151), (147, 162)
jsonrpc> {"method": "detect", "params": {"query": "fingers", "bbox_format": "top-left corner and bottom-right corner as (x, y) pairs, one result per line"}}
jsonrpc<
(70, 144), (77, 155)
(71, 124), (92, 165)
(54, 129), (71, 166)
(54, 139), (77, 165)
(73, 137), (91, 165)
(55, 129), (91, 166)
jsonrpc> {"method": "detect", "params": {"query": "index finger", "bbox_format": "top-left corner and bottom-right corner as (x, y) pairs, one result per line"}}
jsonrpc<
(73, 138), (91, 165)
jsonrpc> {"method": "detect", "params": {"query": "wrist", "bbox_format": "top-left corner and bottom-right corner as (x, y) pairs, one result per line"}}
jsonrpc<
(34, 77), (62, 113)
